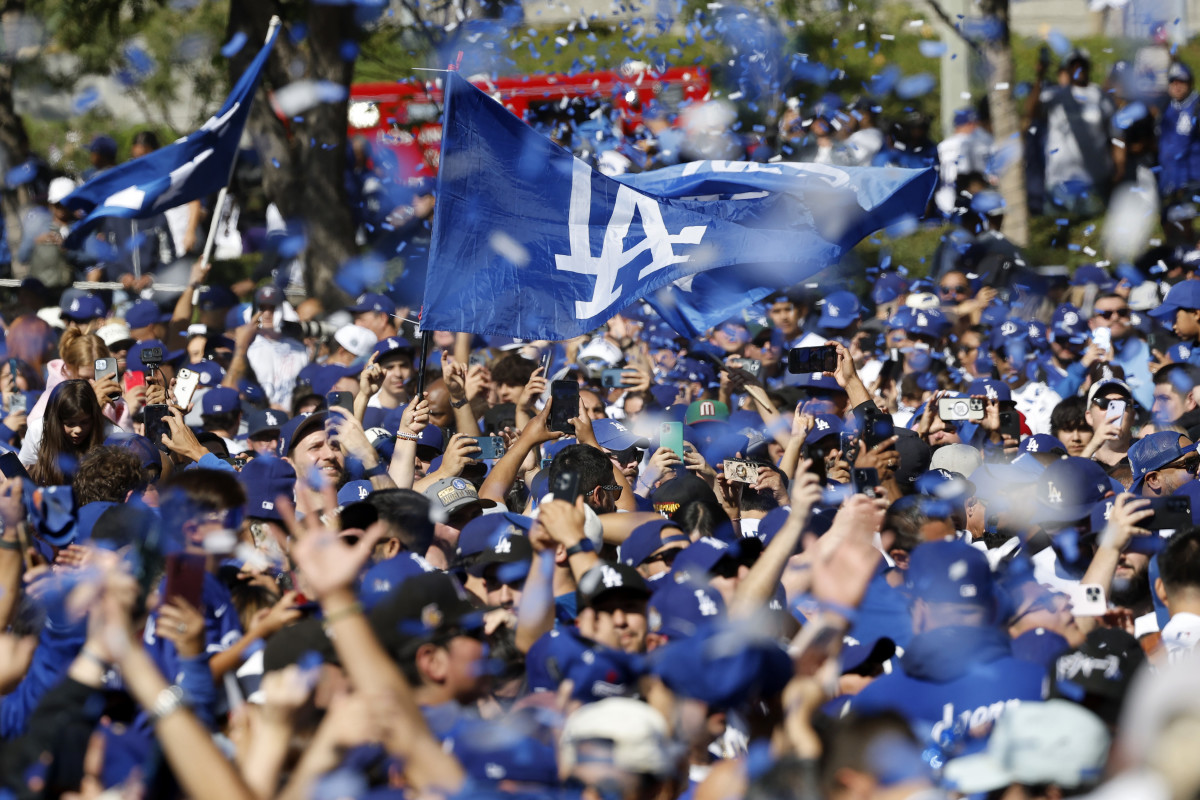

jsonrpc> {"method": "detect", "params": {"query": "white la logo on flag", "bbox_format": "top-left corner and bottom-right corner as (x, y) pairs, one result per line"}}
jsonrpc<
(494, 536), (512, 554)
(555, 160), (707, 320)
(694, 589), (719, 616)
(601, 565), (623, 588)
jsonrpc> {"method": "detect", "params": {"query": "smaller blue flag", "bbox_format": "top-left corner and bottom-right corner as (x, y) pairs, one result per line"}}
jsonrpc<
(63, 20), (282, 249)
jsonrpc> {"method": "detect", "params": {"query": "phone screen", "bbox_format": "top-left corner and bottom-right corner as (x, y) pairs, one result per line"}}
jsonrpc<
(144, 404), (171, 453)
(660, 421), (684, 459)
(549, 380), (578, 434)
(163, 553), (206, 609)
(1106, 399), (1126, 422)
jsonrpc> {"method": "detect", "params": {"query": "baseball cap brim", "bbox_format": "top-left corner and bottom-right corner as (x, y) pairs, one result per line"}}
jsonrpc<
(943, 752), (1014, 795)
(1148, 302), (1181, 319)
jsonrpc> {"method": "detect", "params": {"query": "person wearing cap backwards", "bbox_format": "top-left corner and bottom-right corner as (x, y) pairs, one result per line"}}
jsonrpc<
(845, 541), (1046, 754)
(1030, 47), (1116, 212)
(1160, 61), (1200, 198)
(245, 285), (309, 410)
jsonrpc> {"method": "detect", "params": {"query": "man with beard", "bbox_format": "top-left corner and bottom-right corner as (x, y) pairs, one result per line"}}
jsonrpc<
(1080, 493), (1157, 640)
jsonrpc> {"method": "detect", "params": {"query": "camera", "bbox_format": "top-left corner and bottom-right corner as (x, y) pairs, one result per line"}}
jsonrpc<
(140, 347), (164, 368)
(938, 397), (985, 422)
(281, 320), (337, 341)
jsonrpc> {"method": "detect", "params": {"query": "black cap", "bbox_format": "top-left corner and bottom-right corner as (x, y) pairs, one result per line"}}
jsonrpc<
(649, 474), (719, 518)
(576, 561), (651, 611)
(892, 429), (932, 490)
(368, 572), (484, 657)
(262, 617), (339, 673)
(468, 531), (534, 577)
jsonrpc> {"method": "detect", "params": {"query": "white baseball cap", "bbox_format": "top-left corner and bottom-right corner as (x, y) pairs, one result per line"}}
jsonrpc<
(334, 324), (378, 359)
(47, 177), (77, 205)
(942, 700), (1110, 794)
(559, 698), (673, 777)
(95, 320), (135, 349)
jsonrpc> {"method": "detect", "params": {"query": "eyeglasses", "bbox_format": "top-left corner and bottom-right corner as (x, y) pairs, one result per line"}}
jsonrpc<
(1094, 308), (1131, 319)
(939, 284), (969, 297)
(597, 484), (623, 497)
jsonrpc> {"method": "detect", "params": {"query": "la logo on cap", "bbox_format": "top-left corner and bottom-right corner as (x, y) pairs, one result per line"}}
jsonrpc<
(1047, 482), (1063, 505)
(601, 565), (623, 588)
(494, 536), (511, 554)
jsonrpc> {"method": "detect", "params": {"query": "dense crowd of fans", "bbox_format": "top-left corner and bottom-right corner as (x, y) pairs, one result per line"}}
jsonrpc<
(4, 24), (1200, 800)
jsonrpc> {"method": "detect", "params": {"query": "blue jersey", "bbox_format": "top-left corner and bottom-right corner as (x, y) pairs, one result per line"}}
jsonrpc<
(1160, 93), (1200, 194)
(144, 571), (243, 685)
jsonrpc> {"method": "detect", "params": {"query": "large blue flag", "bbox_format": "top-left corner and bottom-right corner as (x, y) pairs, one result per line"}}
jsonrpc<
(62, 20), (281, 249)
(423, 71), (935, 340)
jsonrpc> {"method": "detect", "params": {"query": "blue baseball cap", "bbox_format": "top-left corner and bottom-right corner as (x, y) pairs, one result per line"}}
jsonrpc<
(456, 512), (533, 561)
(246, 408), (289, 438)
(1072, 264), (1116, 291)
(1034, 456), (1113, 524)
(308, 364), (356, 398)
(966, 377), (1012, 402)
(805, 413), (844, 444)
(372, 336), (415, 361)
(126, 340), (183, 373)
(277, 411), (326, 458)
(671, 536), (742, 580)
(792, 372), (845, 393)
(818, 290), (862, 330)
(124, 299), (170, 329)
(359, 552), (436, 610)
(650, 623), (791, 709)
(1026, 320), (1050, 351)
(593, 419), (649, 451)
(61, 293), (108, 323)
(914, 468), (975, 502)
(1149, 280), (1200, 319)
(196, 285), (237, 311)
(445, 719), (559, 787)
(647, 578), (726, 639)
(1020, 433), (1067, 456)
(190, 360), (225, 387)
(953, 107), (977, 127)
(202, 386), (239, 415)
(1128, 431), (1198, 492)
(906, 540), (994, 608)
(337, 481), (373, 508)
(620, 519), (689, 568)
(1051, 304), (1089, 344)
(1169, 62), (1194, 83)
(872, 272), (910, 305)
(906, 307), (950, 338)
(225, 303), (251, 330)
(237, 456), (295, 521)
(347, 293), (396, 316)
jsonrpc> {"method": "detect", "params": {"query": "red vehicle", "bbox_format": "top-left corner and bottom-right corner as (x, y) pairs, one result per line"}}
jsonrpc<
(347, 64), (710, 180)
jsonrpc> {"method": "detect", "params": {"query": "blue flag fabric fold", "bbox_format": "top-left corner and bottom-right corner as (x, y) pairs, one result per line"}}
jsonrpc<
(423, 71), (936, 340)
(62, 23), (281, 249)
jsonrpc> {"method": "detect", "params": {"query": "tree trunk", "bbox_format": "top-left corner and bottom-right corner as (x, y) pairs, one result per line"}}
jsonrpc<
(979, 0), (1029, 247)
(226, 0), (355, 312)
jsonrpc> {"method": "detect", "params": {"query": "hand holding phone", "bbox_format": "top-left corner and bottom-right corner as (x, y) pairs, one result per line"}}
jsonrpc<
(659, 421), (684, 460)
(549, 380), (579, 434)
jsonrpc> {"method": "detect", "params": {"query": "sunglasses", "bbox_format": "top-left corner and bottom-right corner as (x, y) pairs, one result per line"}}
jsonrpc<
(596, 484), (623, 498)
(1094, 308), (1130, 319)
(1164, 455), (1200, 473)
(643, 548), (682, 567)
(610, 446), (643, 464)
(940, 284), (969, 297)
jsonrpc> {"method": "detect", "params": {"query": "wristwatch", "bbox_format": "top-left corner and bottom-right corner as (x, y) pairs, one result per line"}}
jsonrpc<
(151, 684), (186, 722)
(565, 538), (595, 557)
(450, 398), (469, 408)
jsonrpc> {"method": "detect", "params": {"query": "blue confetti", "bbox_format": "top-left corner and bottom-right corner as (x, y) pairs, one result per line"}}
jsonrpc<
(918, 40), (947, 57)
(1046, 29), (1071, 55)
(72, 87), (101, 114)
(895, 73), (935, 98)
(220, 31), (247, 57)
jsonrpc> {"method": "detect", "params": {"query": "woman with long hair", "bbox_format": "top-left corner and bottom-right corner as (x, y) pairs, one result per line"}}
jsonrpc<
(19, 327), (129, 466)
(30, 380), (109, 486)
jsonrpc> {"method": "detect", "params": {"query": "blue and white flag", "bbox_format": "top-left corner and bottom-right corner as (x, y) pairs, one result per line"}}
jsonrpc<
(423, 72), (935, 340)
(62, 20), (282, 249)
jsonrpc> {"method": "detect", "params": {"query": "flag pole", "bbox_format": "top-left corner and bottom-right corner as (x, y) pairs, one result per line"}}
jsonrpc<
(195, 15), (282, 272)
(415, 326), (432, 400)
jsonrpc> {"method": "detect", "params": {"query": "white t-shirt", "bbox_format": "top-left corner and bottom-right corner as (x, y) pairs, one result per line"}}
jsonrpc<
(1040, 83), (1114, 190)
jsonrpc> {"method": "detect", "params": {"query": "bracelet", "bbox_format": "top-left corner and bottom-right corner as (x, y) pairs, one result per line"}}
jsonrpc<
(0, 538), (19, 552)
(150, 684), (186, 722)
(363, 461), (387, 478)
(450, 398), (469, 409)
(396, 430), (419, 441)
(323, 602), (363, 631)
(565, 539), (595, 557)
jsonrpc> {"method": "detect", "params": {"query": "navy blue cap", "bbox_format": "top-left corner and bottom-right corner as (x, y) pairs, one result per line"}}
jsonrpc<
(1034, 456), (1113, 524)
(620, 519), (689, 568)
(913, 468), (975, 501)
(953, 107), (978, 127)
(906, 540), (993, 607)
(841, 633), (897, 673)
(254, 285), (282, 308)
(337, 481), (373, 507)
(347, 292), (396, 316)
(237, 456), (295, 521)
(126, 340), (183, 373)
(246, 408), (288, 438)
(818, 290), (862, 330)
(202, 386), (239, 415)
(905, 307), (951, 338)
(309, 364), (356, 398)
(792, 372), (845, 393)
(61, 293), (107, 323)
(124, 299), (169, 329)
(593, 419), (649, 451)
(647, 578), (726, 639)
(1129, 431), (1198, 492)
(1149, 280), (1200, 319)
(804, 413), (844, 445)
(1051, 304), (1089, 344)
(196, 285), (237, 311)
(1020, 433), (1067, 455)
(1169, 61), (1194, 83)
(278, 411), (326, 458)
(650, 623), (791, 708)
